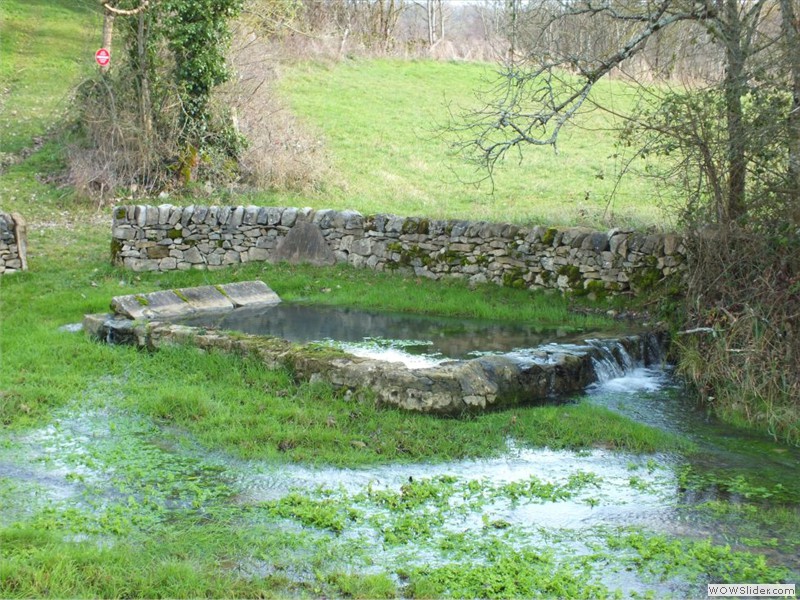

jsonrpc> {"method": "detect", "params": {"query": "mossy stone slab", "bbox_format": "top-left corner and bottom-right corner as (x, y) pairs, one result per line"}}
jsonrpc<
(176, 285), (234, 313)
(217, 281), (281, 307)
(112, 290), (188, 319)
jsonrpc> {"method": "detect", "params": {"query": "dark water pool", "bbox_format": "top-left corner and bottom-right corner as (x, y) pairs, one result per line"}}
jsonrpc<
(178, 303), (622, 363)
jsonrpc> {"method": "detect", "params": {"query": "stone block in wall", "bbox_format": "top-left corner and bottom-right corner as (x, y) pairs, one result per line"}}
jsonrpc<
(160, 257), (178, 270)
(204, 207), (219, 226)
(313, 209), (336, 229)
(609, 233), (628, 256)
(266, 207), (283, 226)
(146, 245), (170, 259)
(281, 208), (298, 227)
(350, 238), (373, 256)
(218, 206), (231, 226)
(230, 207), (244, 228)
(248, 247), (270, 262)
(124, 257), (159, 271)
(386, 215), (405, 234)
(581, 232), (609, 252)
(450, 221), (469, 238)
(180, 206), (195, 226)
(158, 204), (171, 224)
(243, 206), (259, 225)
(663, 234), (680, 255)
(168, 206), (182, 226)
(562, 227), (592, 247)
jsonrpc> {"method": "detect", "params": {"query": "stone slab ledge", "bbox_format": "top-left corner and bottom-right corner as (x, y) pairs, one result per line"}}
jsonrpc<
(110, 280), (281, 319)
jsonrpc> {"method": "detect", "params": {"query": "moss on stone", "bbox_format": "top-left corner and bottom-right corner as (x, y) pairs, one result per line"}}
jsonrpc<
(401, 219), (419, 234)
(167, 228), (182, 240)
(541, 227), (559, 246)
(110, 238), (123, 263)
(631, 267), (662, 291)
(502, 267), (527, 289)
(557, 264), (582, 287)
(173, 289), (190, 303)
(114, 207), (127, 220)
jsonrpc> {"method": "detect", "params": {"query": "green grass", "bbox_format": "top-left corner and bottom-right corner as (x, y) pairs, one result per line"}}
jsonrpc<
(271, 58), (672, 228)
(2, 5), (797, 597)
(0, 0), (97, 157)
(0, 217), (681, 464)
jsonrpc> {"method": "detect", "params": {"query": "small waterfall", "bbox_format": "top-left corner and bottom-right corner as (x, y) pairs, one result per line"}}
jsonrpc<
(587, 333), (666, 384)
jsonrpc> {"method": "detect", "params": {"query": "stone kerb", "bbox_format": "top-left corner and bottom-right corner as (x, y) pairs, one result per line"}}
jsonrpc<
(111, 204), (686, 296)
(0, 211), (28, 275)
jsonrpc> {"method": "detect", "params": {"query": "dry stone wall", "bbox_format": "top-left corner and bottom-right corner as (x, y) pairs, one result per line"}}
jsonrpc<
(111, 204), (685, 296)
(0, 212), (27, 275)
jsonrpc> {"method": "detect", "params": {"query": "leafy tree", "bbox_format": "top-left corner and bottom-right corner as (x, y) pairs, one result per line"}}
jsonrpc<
(78, 0), (243, 192)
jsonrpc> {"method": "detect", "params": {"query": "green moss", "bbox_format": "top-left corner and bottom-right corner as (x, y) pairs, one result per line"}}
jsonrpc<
(557, 264), (582, 288)
(440, 249), (461, 265)
(474, 254), (490, 267)
(135, 295), (149, 307)
(631, 266), (662, 292)
(502, 267), (527, 289)
(167, 228), (182, 240)
(110, 238), (123, 263)
(114, 207), (127, 220)
(401, 219), (420, 234)
(541, 227), (559, 246)
(173, 289), (190, 303)
(386, 241), (403, 254)
(573, 279), (607, 300)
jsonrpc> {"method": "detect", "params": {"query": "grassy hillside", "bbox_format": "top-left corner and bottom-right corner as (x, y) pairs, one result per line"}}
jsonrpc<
(0, 0), (97, 157)
(275, 59), (672, 228)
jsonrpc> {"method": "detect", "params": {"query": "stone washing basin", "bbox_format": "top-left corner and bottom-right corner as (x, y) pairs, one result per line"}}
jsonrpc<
(84, 281), (664, 416)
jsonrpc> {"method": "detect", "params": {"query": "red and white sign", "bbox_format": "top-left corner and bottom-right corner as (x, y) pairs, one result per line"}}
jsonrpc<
(95, 48), (111, 67)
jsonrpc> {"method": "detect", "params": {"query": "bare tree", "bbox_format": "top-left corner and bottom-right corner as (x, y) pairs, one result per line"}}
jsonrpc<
(97, 0), (150, 73)
(414, 0), (446, 49)
(451, 0), (794, 227)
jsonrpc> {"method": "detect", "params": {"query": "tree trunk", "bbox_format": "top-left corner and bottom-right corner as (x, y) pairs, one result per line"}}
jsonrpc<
(101, 10), (115, 73)
(722, 0), (748, 225)
(137, 11), (152, 138)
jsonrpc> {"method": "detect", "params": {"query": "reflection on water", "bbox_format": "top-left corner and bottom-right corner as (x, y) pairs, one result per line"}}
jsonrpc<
(178, 303), (620, 360)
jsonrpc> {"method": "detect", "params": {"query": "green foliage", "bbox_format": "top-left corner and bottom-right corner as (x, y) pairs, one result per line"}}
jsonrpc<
(264, 492), (361, 533)
(160, 0), (243, 125)
(404, 548), (609, 599)
(606, 531), (791, 584)
(70, 0), (245, 195)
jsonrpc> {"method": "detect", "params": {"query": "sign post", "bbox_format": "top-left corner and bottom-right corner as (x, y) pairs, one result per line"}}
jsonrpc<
(95, 48), (111, 70)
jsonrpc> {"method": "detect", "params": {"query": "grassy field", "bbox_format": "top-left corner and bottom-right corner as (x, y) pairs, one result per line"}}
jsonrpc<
(0, 0), (97, 158)
(3, 2), (799, 597)
(270, 59), (673, 228)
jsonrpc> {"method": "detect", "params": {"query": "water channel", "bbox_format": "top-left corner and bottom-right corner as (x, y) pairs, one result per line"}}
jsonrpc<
(1, 309), (798, 598)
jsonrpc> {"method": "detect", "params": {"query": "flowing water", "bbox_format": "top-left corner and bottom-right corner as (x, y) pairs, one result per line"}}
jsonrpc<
(1, 318), (798, 598)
